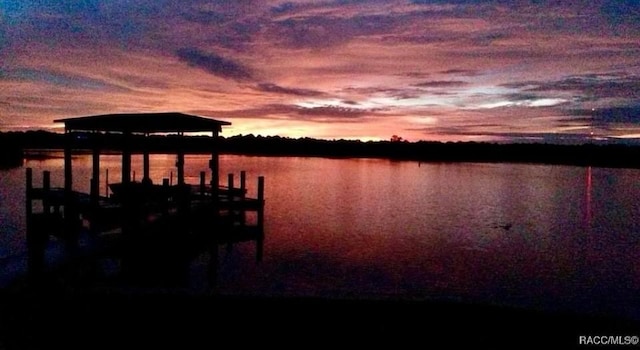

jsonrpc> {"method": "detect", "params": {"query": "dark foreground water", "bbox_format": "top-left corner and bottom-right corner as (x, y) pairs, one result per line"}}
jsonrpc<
(1, 153), (639, 320)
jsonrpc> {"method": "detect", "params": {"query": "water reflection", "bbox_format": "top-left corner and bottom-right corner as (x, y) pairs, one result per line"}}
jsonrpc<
(1, 155), (640, 320)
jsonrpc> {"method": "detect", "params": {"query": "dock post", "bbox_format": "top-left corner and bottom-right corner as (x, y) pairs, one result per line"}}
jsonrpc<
(256, 176), (265, 263)
(91, 146), (100, 201)
(142, 134), (151, 185)
(25, 168), (32, 227)
(120, 131), (133, 239)
(176, 152), (185, 185)
(89, 175), (99, 233)
(88, 177), (99, 234)
(210, 160), (218, 198)
(240, 171), (246, 223)
(176, 131), (185, 186)
(240, 171), (246, 197)
(26, 169), (35, 276)
(26, 168), (44, 283)
(226, 173), (236, 251)
(200, 171), (206, 196)
(63, 129), (80, 260)
(143, 151), (150, 183)
(64, 130), (73, 194)
(43, 171), (51, 214)
(122, 131), (132, 185)
(227, 173), (234, 201)
(105, 168), (109, 198)
(257, 176), (265, 229)
(209, 130), (220, 205)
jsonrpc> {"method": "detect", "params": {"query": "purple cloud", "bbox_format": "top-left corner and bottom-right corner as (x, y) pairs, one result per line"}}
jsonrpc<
(176, 48), (253, 81)
(255, 83), (324, 97)
(414, 81), (468, 88)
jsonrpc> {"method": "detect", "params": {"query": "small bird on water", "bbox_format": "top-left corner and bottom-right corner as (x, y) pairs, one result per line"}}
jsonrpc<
(491, 222), (512, 231)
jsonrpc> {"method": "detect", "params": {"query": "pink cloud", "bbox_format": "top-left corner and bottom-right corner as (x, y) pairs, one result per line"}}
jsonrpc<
(1, 0), (639, 141)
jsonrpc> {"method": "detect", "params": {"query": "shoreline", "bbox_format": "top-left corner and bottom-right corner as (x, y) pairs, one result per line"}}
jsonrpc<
(16, 147), (640, 170)
(3, 130), (640, 169)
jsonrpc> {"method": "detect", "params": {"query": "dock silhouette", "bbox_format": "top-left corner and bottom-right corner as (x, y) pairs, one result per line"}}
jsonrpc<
(24, 113), (265, 290)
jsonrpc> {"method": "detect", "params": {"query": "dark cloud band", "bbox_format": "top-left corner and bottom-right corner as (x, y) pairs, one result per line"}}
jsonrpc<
(176, 47), (253, 81)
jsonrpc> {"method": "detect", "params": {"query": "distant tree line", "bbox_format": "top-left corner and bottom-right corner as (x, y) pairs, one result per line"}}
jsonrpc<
(2, 130), (640, 169)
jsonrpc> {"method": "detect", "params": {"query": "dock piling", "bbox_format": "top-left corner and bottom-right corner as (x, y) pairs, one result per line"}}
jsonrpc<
(256, 176), (265, 263)
(199, 171), (206, 196)
(25, 168), (32, 233)
(177, 152), (185, 185)
(240, 171), (246, 223)
(92, 147), (100, 200)
(43, 171), (51, 213)
(26, 168), (45, 283)
(105, 168), (109, 198)
(228, 173), (234, 201)
(257, 176), (265, 230)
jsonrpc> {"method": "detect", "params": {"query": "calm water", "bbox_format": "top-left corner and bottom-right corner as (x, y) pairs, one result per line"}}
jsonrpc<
(1, 154), (639, 319)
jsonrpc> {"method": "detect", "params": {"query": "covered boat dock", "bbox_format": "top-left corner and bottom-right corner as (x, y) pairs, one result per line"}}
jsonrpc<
(25, 112), (265, 288)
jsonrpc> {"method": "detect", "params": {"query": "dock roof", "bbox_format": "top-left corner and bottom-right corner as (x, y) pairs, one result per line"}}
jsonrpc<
(54, 112), (231, 133)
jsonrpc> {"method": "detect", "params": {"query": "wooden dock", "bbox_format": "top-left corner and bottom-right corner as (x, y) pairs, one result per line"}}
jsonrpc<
(25, 168), (265, 289)
(21, 112), (265, 290)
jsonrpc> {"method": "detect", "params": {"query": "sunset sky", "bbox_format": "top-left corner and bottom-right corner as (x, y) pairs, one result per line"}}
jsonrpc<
(1, 0), (639, 142)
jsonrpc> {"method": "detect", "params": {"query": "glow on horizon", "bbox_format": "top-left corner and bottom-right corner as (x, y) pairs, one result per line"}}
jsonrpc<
(478, 98), (568, 109)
